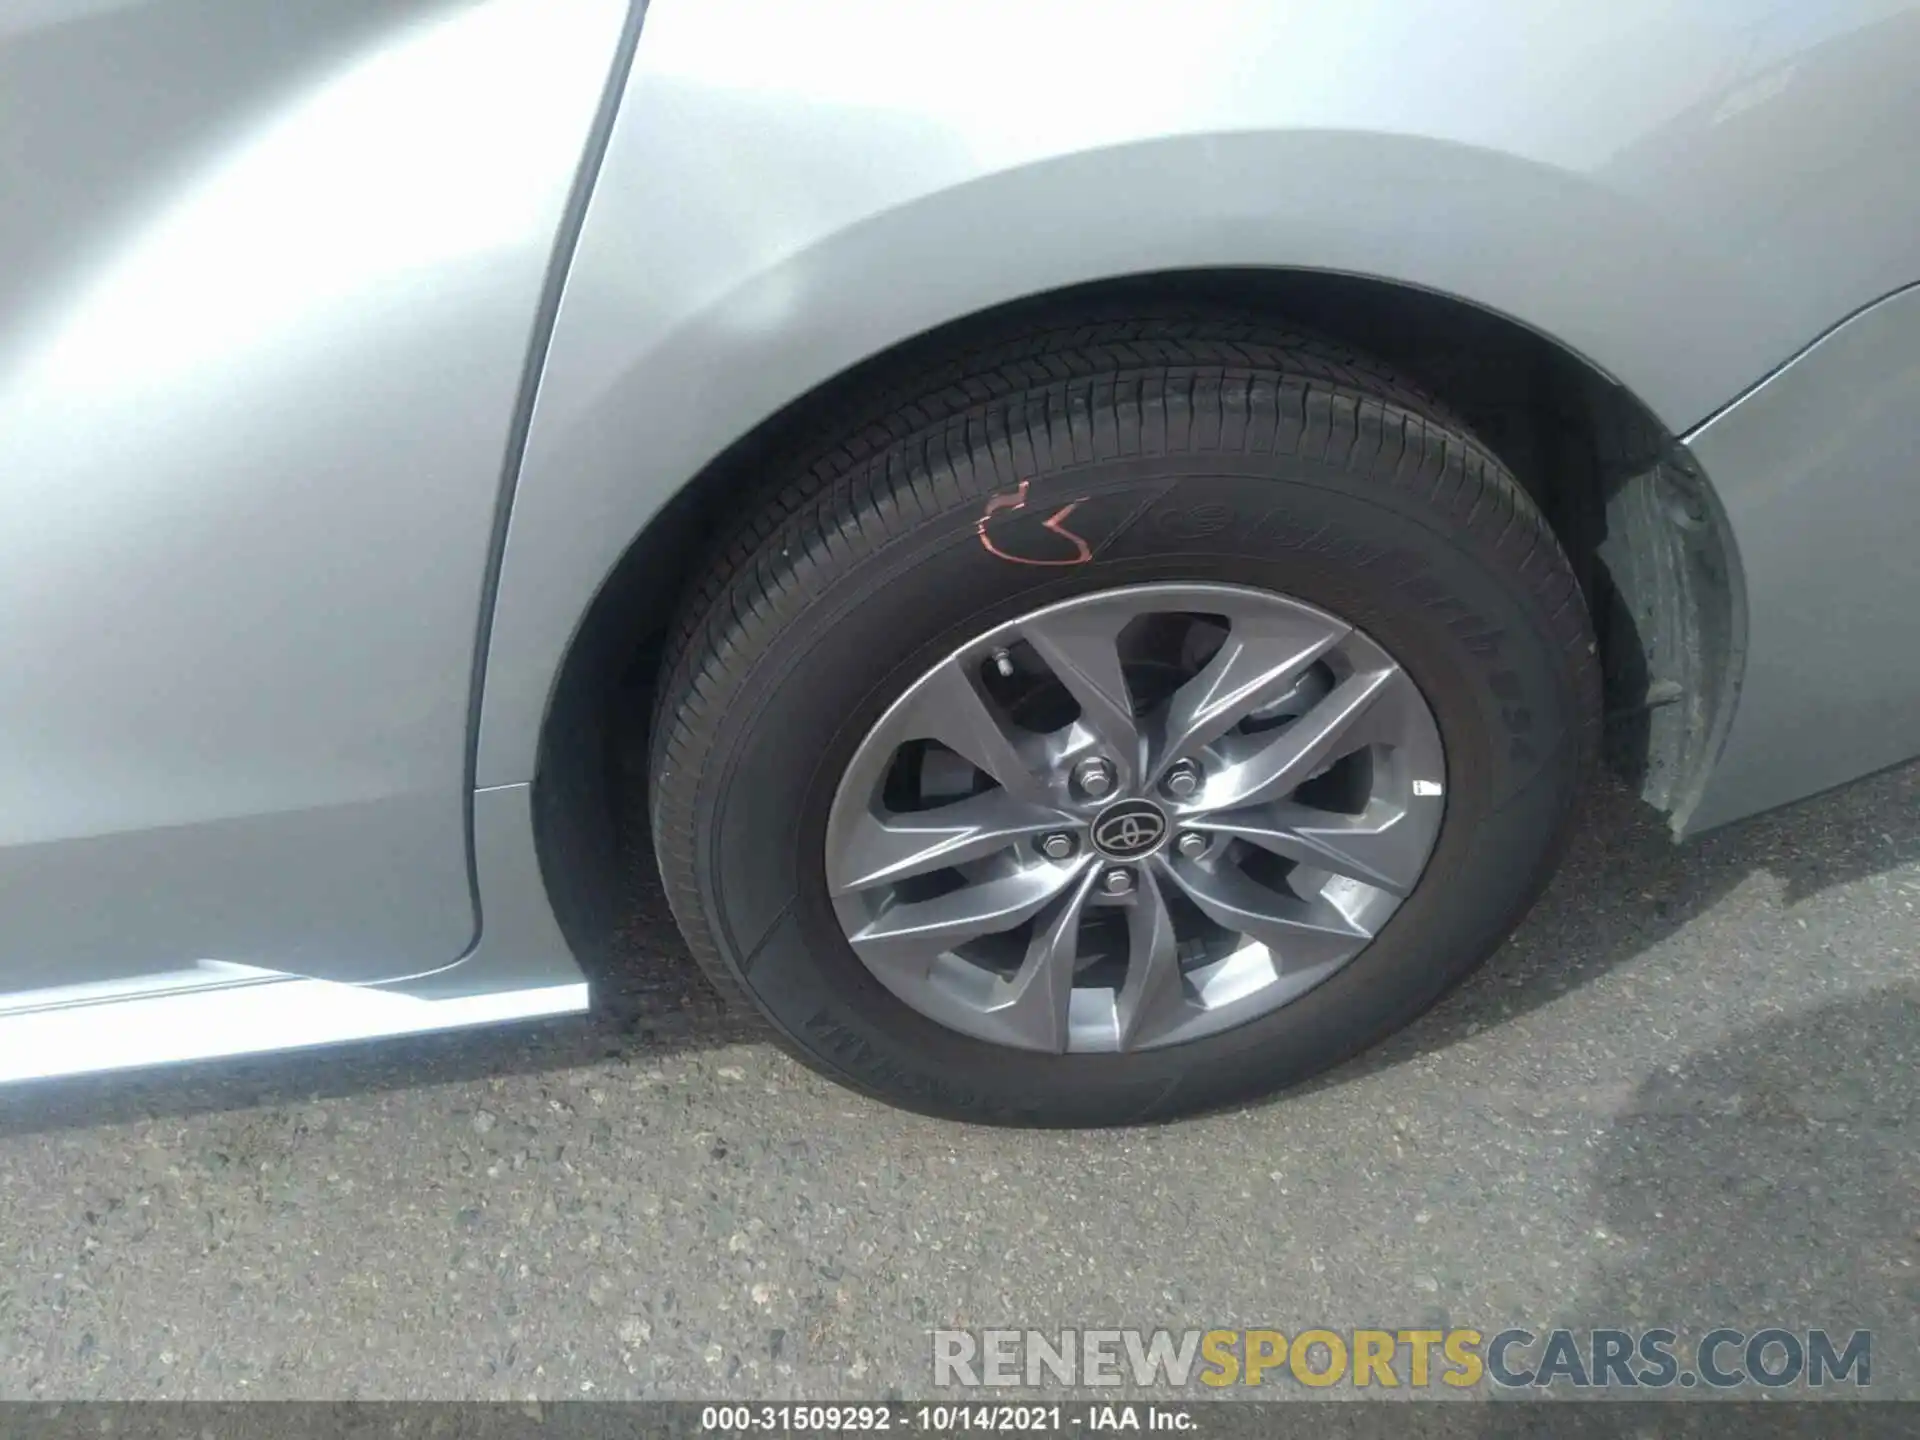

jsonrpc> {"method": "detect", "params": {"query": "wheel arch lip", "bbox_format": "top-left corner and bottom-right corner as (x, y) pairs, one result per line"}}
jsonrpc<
(476, 130), (1752, 794)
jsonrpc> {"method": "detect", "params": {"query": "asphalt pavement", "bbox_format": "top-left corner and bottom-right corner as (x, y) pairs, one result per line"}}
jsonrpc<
(2, 767), (1916, 1400)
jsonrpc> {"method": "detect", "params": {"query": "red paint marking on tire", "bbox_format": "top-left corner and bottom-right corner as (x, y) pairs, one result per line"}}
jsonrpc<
(976, 480), (1093, 566)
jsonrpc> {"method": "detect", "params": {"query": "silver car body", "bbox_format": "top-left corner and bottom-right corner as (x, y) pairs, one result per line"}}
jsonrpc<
(3, 0), (1917, 1078)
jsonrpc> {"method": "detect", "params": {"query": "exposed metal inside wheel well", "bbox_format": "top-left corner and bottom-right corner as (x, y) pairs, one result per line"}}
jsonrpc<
(532, 269), (1742, 961)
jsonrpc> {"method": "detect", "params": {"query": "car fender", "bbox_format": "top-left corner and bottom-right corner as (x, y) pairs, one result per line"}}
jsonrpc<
(478, 0), (1920, 789)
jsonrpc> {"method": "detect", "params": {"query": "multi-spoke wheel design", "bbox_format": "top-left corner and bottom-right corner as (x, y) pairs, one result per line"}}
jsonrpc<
(825, 584), (1445, 1054)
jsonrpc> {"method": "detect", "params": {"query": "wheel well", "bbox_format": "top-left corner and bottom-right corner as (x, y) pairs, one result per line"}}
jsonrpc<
(532, 269), (1740, 961)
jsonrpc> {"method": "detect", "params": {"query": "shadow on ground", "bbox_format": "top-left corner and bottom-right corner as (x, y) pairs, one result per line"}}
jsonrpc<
(1325, 761), (1920, 1079)
(2, 763), (1916, 1141)
(1563, 987), (1919, 1383)
(1455, 991), (1919, 1428)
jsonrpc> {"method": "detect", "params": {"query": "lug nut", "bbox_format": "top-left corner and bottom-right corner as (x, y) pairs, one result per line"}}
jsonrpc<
(1176, 831), (1208, 859)
(1038, 832), (1077, 861)
(1101, 867), (1135, 896)
(1162, 760), (1203, 799)
(1073, 757), (1116, 799)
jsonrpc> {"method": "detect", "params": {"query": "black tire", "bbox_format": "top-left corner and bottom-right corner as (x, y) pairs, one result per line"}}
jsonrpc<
(650, 315), (1599, 1126)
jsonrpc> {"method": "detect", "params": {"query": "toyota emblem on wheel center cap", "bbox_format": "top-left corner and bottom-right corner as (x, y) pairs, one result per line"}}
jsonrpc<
(1090, 799), (1170, 861)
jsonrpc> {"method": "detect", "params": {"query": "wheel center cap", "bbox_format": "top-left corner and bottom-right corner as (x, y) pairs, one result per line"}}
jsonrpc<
(1090, 799), (1170, 861)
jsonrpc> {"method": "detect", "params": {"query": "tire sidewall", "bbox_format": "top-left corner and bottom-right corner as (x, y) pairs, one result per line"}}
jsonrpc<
(681, 454), (1588, 1125)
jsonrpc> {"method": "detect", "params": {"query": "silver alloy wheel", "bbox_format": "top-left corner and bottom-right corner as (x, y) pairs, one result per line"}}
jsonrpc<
(824, 583), (1446, 1054)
